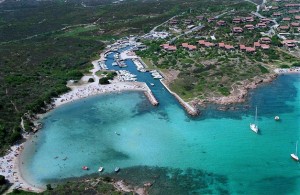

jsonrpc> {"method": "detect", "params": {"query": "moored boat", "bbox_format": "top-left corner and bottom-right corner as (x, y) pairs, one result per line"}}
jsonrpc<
(250, 106), (259, 133)
(115, 167), (120, 172)
(82, 166), (89, 170)
(274, 116), (280, 121)
(98, 167), (104, 172)
(291, 141), (299, 161)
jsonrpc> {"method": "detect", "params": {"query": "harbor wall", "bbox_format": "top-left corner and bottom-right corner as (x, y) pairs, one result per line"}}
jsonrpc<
(160, 80), (199, 116)
(143, 84), (159, 106)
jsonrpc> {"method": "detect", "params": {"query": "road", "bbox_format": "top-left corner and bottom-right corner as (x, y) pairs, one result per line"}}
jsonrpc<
(150, 14), (183, 34)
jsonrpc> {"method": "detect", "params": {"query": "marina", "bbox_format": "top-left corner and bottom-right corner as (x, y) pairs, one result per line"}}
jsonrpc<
(18, 74), (300, 194)
(10, 37), (300, 194)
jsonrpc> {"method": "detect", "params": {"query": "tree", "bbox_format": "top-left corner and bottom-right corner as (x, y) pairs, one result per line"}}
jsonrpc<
(99, 77), (109, 85)
(46, 184), (53, 190)
(88, 78), (94, 83)
(0, 175), (6, 185)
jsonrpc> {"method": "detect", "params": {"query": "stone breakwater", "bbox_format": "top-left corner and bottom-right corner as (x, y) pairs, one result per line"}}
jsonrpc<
(160, 80), (199, 116)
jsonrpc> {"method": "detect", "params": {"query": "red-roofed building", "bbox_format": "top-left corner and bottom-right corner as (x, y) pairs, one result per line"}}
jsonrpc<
(217, 20), (226, 26)
(288, 10), (300, 14)
(245, 47), (256, 52)
(160, 43), (177, 51)
(240, 44), (246, 50)
(273, 12), (282, 17)
(224, 44), (234, 50)
(204, 42), (214, 47)
(285, 4), (300, 7)
(245, 17), (254, 22)
(168, 45), (177, 51)
(291, 22), (300, 27)
(260, 18), (271, 24)
(198, 40), (206, 45)
(232, 27), (243, 33)
(279, 25), (290, 31)
(182, 43), (197, 51)
(244, 24), (255, 30)
(257, 23), (267, 28)
(187, 45), (197, 51)
(296, 16), (300, 20)
(260, 44), (270, 50)
(282, 40), (298, 48)
(282, 17), (291, 21)
(184, 19), (193, 25)
(196, 16), (204, 20)
(207, 18), (215, 23)
(169, 20), (178, 25)
(161, 43), (170, 50)
(260, 37), (271, 43)
(254, 42), (261, 47)
(233, 18), (242, 23)
(219, 42), (225, 48)
(182, 43), (189, 47)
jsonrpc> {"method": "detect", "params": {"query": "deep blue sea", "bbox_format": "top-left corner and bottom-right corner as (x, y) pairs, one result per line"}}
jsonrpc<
(19, 51), (300, 194)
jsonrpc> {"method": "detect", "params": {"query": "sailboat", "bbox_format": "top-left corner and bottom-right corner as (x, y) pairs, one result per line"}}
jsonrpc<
(250, 106), (259, 133)
(291, 141), (299, 161)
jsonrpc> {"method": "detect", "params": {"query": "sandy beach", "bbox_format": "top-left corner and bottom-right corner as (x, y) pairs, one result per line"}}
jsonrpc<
(1, 80), (149, 193)
(1, 50), (154, 193)
(0, 134), (44, 193)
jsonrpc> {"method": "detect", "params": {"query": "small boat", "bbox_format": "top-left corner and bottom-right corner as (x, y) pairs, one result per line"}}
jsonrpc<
(291, 141), (299, 161)
(82, 166), (89, 170)
(98, 167), (104, 172)
(115, 131), (120, 136)
(250, 106), (259, 133)
(115, 167), (120, 172)
(150, 83), (154, 86)
(274, 116), (280, 121)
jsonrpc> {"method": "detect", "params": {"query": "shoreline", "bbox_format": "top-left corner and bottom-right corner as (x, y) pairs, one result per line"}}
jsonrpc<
(0, 134), (44, 193)
(193, 73), (278, 107)
(5, 44), (299, 194)
(4, 81), (150, 194)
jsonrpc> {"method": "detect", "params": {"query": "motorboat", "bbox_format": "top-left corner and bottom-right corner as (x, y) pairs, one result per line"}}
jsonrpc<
(250, 106), (259, 134)
(98, 167), (104, 172)
(274, 116), (280, 121)
(82, 166), (89, 170)
(291, 141), (299, 161)
(115, 167), (120, 172)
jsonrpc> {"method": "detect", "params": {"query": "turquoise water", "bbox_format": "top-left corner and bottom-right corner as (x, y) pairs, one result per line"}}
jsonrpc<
(20, 74), (300, 194)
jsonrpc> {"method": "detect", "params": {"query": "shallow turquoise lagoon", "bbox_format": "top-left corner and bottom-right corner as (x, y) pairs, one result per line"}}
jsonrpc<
(20, 74), (300, 194)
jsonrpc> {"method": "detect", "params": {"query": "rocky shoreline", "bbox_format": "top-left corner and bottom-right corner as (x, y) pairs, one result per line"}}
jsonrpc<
(191, 73), (278, 108)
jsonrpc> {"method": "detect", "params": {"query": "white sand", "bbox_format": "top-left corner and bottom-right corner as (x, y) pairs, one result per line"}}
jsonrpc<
(53, 81), (148, 108)
(0, 134), (44, 193)
(3, 46), (155, 193)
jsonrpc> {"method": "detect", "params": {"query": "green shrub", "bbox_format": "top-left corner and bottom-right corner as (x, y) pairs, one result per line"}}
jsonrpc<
(99, 77), (109, 85)
(88, 78), (94, 83)
(280, 64), (290, 69)
(257, 64), (269, 74)
(0, 175), (6, 185)
(292, 62), (300, 67)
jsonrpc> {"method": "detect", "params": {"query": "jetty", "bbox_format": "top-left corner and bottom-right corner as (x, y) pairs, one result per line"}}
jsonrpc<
(143, 84), (159, 106)
(160, 80), (199, 116)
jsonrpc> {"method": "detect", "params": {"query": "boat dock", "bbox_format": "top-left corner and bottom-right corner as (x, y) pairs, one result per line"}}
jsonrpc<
(160, 80), (199, 116)
(143, 84), (159, 106)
